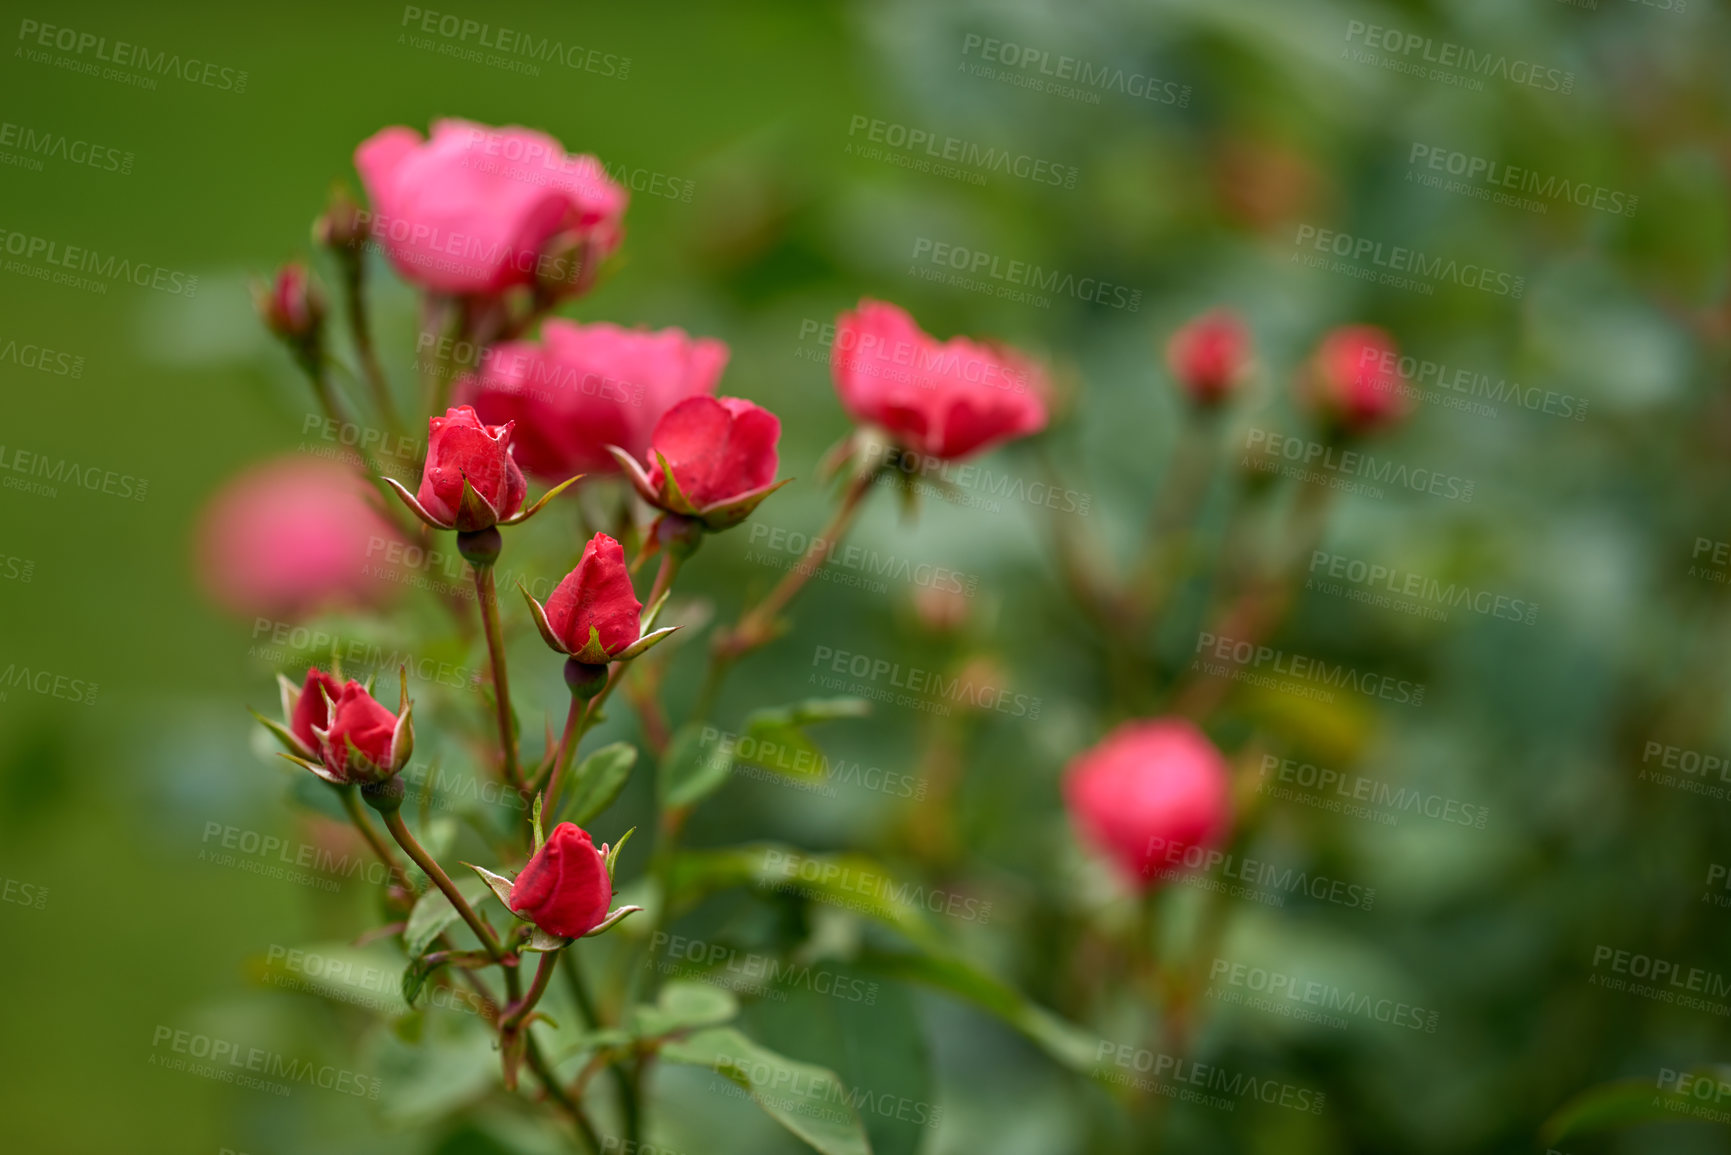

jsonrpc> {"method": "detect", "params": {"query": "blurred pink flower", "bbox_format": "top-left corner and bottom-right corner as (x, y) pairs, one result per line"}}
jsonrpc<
(459, 320), (729, 480)
(194, 457), (401, 620)
(354, 119), (627, 295)
(1166, 309), (1251, 406)
(831, 300), (1048, 461)
(1063, 718), (1232, 889)
(1303, 325), (1408, 433)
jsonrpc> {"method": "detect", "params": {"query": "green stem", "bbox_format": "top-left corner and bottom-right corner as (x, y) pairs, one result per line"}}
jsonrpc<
(525, 1035), (600, 1153)
(474, 563), (525, 791)
(382, 809), (505, 962)
(335, 784), (410, 892)
(503, 949), (561, 1030)
(542, 691), (593, 817)
(563, 951), (639, 1143)
(337, 248), (404, 439)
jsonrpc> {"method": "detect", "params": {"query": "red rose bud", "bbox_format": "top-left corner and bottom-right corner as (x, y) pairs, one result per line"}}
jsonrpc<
(253, 263), (324, 345)
(1303, 325), (1407, 434)
(288, 667), (344, 753)
(1166, 310), (1251, 406)
(612, 396), (787, 531)
(832, 299), (1049, 461)
(409, 406), (528, 532)
(532, 534), (643, 662)
(313, 680), (413, 784)
(1062, 718), (1231, 889)
(508, 822), (612, 939)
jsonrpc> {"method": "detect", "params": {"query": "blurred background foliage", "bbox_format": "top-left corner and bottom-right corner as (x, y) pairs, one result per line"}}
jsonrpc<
(1, 0), (1728, 1152)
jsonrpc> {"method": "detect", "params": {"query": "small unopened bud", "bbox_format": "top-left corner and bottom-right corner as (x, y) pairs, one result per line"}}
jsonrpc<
(564, 658), (609, 699)
(313, 184), (367, 253)
(254, 262), (325, 345)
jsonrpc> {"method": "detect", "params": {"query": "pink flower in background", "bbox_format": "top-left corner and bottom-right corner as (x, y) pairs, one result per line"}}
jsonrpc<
(459, 320), (729, 480)
(413, 405), (527, 531)
(1063, 718), (1232, 888)
(831, 300), (1048, 460)
(1166, 310), (1251, 406)
(194, 457), (401, 620)
(1303, 325), (1407, 433)
(354, 119), (627, 295)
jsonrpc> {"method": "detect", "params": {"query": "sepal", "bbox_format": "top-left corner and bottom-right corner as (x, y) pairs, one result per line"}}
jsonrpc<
(613, 625), (680, 662)
(251, 707), (314, 761)
(520, 926), (571, 953)
(502, 473), (582, 525)
(519, 583), (570, 655)
(381, 476), (451, 530)
(463, 863), (518, 910)
(581, 905), (644, 937)
(602, 826), (635, 882)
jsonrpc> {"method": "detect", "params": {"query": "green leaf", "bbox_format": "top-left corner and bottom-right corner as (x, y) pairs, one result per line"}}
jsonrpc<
(858, 948), (1102, 1076)
(630, 979), (739, 1038)
(1542, 1069), (1731, 1144)
(366, 1015), (499, 1127)
(405, 875), (492, 956)
(560, 741), (638, 827)
(738, 699), (871, 780)
(248, 941), (409, 1018)
(668, 844), (943, 953)
(659, 1027), (872, 1155)
(531, 792), (545, 850)
(745, 969), (931, 1155)
(660, 723), (732, 810)
(402, 956), (442, 1008)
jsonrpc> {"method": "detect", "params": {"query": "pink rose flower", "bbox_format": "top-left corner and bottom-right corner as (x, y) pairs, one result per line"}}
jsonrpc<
(612, 396), (785, 530)
(509, 823), (613, 939)
(459, 320), (729, 480)
(831, 300), (1048, 461)
(354, 119), (627, 295)
(194, 457), (401, 620)
(1304, 325), (1407, 433)
(1063, 719), (1232, 888)
(1166, 310), (1251, 406)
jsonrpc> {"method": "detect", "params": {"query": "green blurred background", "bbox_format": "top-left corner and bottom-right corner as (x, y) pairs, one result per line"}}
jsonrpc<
(2, 0), (1729, 1152)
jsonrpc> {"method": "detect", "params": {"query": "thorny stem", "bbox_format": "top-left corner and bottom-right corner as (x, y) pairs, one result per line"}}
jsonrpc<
(336, 247), (405, 440)
(474, 563), (525, 791)
(503, 949), (561, 1031)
